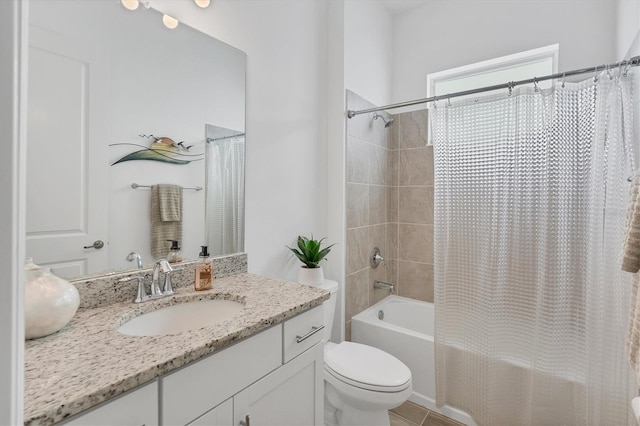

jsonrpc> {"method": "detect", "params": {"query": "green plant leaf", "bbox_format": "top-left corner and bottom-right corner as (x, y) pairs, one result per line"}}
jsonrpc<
(287, 235), (334, 268)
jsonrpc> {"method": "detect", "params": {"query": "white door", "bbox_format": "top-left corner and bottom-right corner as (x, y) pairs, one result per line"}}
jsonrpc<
(26, 26), (109, 278)
(188, 398), (234, 426)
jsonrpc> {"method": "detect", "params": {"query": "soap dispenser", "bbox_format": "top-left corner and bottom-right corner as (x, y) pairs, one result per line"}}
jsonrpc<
(166, 240), (182, 263)
(194, 245), (213, 291)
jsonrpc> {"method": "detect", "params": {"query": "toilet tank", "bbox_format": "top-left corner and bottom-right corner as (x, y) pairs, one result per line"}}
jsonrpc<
(312, 279), (338, 342)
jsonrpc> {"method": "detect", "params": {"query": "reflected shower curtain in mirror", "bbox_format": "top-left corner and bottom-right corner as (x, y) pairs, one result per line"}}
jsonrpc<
(205, 136), (245, 256)
(431, 72), (635, 425)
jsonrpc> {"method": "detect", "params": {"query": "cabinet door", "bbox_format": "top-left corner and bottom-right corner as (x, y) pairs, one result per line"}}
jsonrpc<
(162, 325), (282, 425)
(234, 343), (323, 426)
(188, 398), (233, 426)
(63, 381), (157, 426)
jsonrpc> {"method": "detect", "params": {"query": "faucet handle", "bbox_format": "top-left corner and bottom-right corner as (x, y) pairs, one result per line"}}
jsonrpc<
(162, 270), (175, 295)
(119, 275), (148, 303)
(157, 258), (173, 273)
(151, 259), (173, 297)
(371, 247), (385, 268)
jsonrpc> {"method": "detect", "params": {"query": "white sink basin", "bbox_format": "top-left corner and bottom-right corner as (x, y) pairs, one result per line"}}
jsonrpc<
(118, 299), (245, 336)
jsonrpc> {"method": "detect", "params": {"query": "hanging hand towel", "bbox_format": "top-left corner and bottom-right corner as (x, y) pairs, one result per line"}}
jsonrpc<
(151, 184), (183, 259)
(622, 171), (640, 273)
(158, 184), (182, 222)
(622, 171), (640, 385)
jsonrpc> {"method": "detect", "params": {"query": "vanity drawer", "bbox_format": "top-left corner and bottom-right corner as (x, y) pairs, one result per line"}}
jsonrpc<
(283, 305), (324, 363)
(162, 325), (282, 426)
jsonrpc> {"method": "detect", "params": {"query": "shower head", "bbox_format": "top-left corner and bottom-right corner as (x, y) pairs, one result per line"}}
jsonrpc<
(373, 112), (394, 128)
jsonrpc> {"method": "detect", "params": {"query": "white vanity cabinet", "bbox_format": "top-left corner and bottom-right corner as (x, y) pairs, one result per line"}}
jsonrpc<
(59, 305), (324, 426)
(62, 381), (158, 426)
(167, 305), (324, 426)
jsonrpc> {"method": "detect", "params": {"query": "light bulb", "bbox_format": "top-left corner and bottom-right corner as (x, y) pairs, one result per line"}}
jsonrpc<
(162, 14), (179, 29)
(121, 0), (139, 10)
(194, 0), (211, 7)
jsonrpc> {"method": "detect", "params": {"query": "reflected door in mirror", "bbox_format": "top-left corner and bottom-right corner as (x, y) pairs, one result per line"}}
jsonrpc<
(26, 27), (109, 279)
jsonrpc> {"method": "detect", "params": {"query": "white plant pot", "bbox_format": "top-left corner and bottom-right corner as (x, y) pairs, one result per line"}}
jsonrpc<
(297, 266), (325, 287)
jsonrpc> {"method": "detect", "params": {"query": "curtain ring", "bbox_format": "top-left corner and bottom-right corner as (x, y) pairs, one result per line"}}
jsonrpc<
(606, 64), (613, 80)
(593, 67), (599, 83)
(447, 97), (451, 107)
(561, 73), (566, 88)
(507, 81), (513, 96)
(533, 77), (539, 92)
(624, 61), (631, 77)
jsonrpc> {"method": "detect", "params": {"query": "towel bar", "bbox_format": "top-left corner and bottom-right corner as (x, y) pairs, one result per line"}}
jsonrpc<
(131, 183), (203, 191)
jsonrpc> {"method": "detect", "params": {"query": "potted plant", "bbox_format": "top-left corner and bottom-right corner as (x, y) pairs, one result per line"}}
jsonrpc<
(287, 235), (335, 286)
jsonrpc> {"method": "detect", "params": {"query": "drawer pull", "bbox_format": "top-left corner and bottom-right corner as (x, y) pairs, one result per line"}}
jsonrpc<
(296, 325), (324, 343)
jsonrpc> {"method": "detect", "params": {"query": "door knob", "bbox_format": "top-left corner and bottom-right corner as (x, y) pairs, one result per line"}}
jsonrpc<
(84, 240), (104, 249)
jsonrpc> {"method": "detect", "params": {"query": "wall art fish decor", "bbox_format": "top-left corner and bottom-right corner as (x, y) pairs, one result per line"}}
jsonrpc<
(110, 135), (204, 166)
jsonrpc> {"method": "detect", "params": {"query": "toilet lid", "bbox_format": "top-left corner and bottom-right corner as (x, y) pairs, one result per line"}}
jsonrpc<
(324, 342), (411, 392)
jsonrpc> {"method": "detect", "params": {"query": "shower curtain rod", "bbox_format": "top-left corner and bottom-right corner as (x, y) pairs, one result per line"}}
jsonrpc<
(206, 133), (245, 143)
(346, 55), (640, 118)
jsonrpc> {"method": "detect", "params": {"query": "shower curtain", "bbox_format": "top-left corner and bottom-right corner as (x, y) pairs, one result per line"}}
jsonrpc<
(431, 72), (635, 425)
(205, 136), (245, 256)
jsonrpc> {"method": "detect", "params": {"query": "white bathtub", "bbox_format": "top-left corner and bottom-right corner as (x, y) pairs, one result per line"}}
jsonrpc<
(351, 295), (476, 426)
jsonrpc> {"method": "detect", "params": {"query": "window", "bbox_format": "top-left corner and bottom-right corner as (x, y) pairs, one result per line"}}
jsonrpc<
(427, 44), (559, 102)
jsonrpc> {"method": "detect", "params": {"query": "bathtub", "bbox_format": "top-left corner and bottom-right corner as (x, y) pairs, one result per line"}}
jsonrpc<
(351, 295), (476, 426)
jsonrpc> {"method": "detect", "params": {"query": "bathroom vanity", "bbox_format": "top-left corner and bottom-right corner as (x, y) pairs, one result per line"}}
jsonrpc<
(24, 265), (329, 426)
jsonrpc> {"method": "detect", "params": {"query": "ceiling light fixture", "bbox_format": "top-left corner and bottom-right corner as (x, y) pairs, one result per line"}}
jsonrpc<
(162, 14), (179, 29)
(121, 0), (139, 11)
(194, 0), (211, 8)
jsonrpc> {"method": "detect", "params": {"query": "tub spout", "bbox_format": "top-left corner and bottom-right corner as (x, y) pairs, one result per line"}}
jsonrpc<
(373, 280), (395, 294)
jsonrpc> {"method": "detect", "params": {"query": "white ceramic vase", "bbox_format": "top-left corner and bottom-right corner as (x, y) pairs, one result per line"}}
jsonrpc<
(297, 266), (325, 287)
(24, 258), (80, 340)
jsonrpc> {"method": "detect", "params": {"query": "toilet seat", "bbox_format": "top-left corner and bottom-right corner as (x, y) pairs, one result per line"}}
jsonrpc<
(324, 342), (411, 393)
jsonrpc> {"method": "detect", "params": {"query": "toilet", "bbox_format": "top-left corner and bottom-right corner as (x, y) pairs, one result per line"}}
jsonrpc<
(316, 279), (412, 426)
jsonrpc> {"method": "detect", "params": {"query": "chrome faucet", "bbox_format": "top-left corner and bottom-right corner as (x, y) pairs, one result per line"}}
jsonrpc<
(373, 280), (395, 294)
(119, 258), (174, 303)
(126, 252), (143, 270)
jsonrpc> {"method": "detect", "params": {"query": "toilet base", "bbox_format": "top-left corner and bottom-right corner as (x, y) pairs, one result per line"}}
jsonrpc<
(324, 377), (411, 426)
(325, 392), (391, 426)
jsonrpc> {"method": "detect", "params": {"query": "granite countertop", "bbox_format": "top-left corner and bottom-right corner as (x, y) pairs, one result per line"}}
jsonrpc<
(24, 273), (329, 426)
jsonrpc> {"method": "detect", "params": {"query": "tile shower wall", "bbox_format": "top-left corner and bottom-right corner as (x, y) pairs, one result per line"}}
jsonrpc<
(345, 90), (395, 340)
(393, 109), (434, 303)
(345, 90), (433, 340)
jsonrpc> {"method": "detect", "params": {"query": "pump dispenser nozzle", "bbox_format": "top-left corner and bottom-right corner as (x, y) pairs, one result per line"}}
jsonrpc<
(166, 240), (182, 263)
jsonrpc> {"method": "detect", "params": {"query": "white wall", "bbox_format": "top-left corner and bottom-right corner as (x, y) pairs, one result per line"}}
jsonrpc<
(0, 0), (25, 423)
(392, 0), (617, 103)
(616, 0), (640, 165)
(327, 0), (347, 341)
(617, 0), (640, 59)
(152, 0), (330, 281)
(344, 0), (393, 106)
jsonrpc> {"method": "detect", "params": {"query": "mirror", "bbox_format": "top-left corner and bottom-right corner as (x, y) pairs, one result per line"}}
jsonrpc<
(26, 0), (246, 279)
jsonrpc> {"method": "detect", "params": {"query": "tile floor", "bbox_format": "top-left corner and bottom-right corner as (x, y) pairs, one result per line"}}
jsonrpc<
(389, 401), (465, 426)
